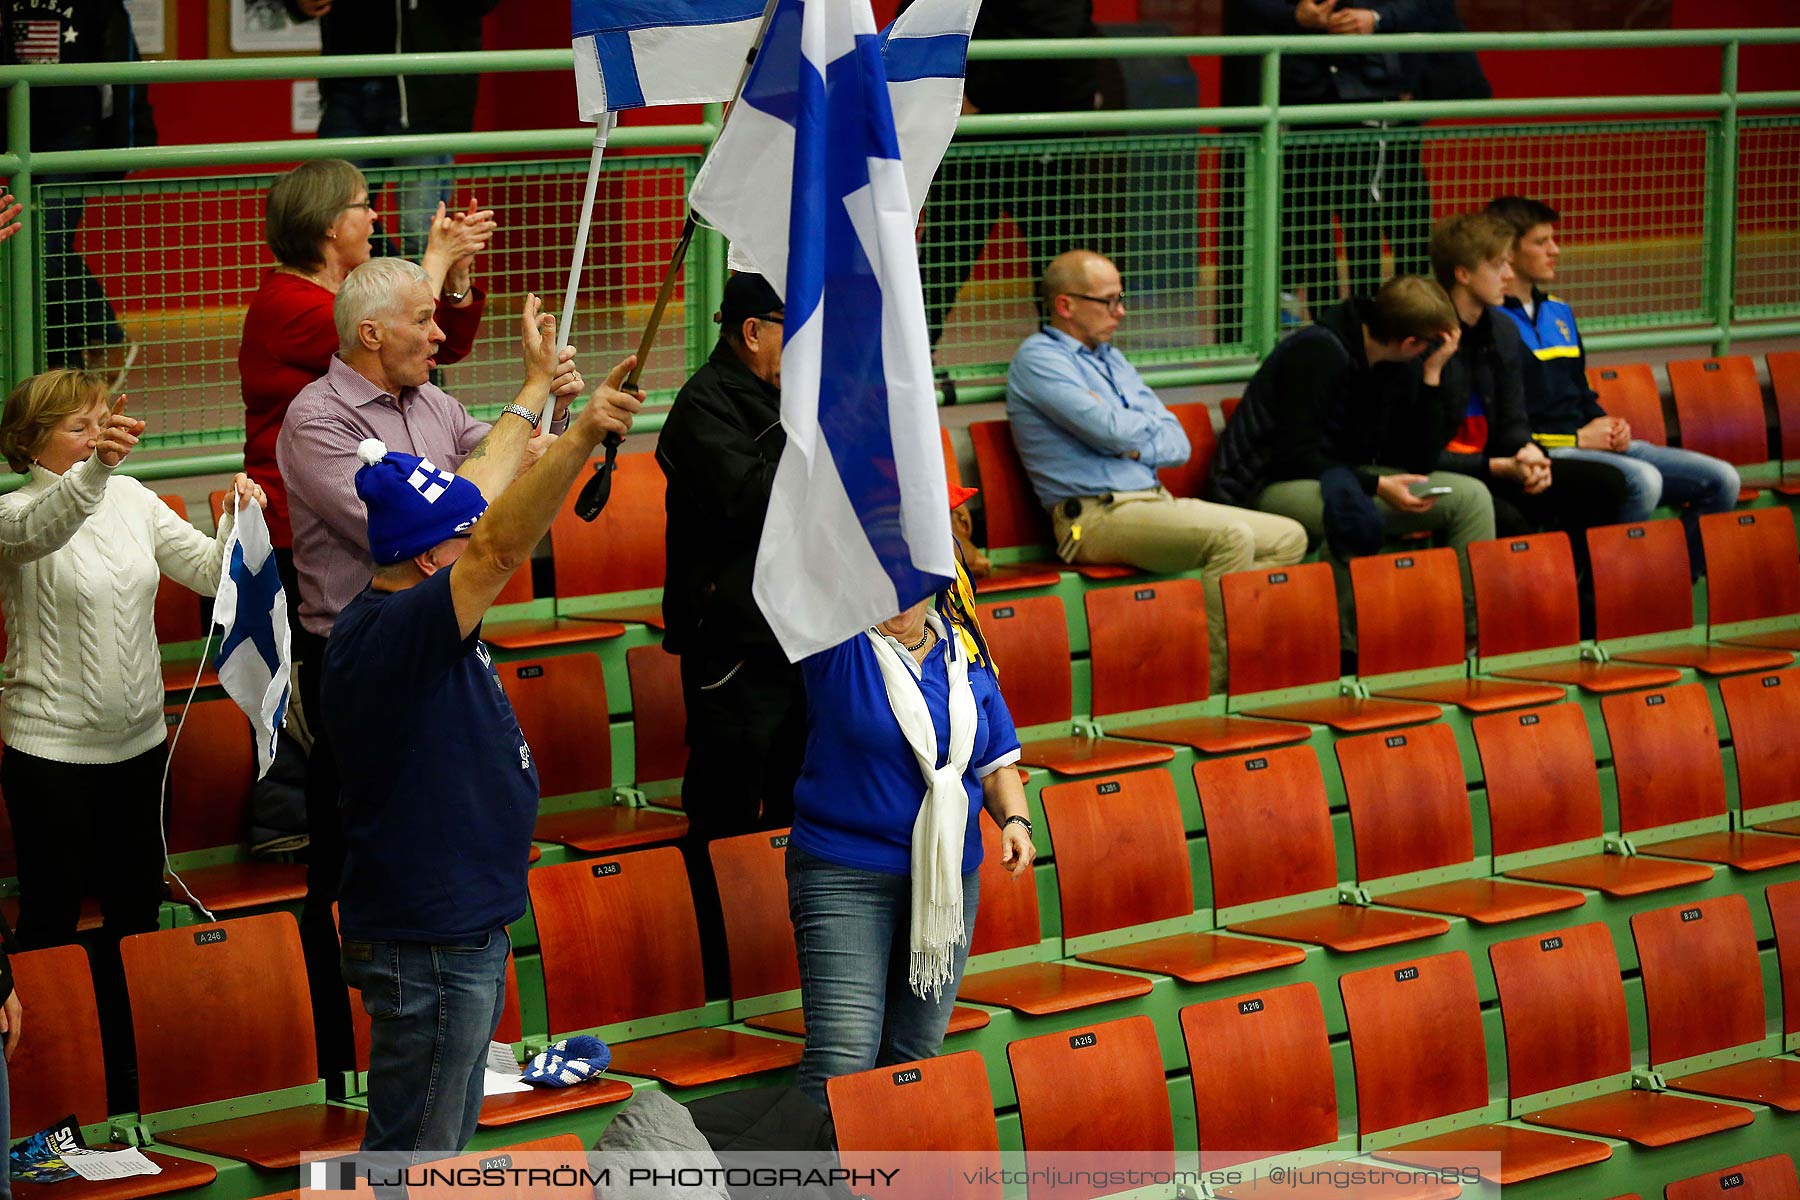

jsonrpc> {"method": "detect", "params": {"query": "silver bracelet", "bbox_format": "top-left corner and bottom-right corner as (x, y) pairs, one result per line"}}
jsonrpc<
(444, 284), (471, 303)
(501, 403), (540, 426)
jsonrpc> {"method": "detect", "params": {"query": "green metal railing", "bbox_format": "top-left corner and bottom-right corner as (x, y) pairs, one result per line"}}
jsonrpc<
(2, 28), (1796, 484)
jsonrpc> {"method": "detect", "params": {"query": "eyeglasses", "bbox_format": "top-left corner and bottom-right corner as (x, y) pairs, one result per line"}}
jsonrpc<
(1067, 290), (1127, 314)
(341, 199), (375, 212)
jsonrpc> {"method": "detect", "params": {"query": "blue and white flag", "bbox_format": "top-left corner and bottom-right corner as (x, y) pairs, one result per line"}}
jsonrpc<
(690, 0), (963, 661)
(571, 0), (767, 119)
(213, 499), (291, 779)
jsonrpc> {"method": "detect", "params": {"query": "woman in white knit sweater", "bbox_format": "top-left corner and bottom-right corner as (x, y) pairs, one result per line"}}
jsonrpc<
(0, 369), (264, 1101)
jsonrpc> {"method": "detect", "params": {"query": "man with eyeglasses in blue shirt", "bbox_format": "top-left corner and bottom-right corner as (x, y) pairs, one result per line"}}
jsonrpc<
(1007, 249), (1307, 692)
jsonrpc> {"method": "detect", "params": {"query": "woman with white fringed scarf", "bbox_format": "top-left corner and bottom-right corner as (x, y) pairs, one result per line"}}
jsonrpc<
(784, 486), (1034, 1108)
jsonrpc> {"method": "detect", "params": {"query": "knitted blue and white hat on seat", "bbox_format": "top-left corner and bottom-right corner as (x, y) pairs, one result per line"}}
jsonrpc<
(354, 438), (488, 566)
(522, 1036), (613, 1088)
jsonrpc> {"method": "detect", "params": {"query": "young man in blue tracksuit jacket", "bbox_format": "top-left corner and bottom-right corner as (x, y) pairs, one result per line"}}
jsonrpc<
(1486, 195), (1740, 575)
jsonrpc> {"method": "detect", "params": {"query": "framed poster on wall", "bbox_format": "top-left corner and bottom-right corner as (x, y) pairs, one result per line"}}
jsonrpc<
(124, 0), (178, 58)
(208, 0), (321, 58)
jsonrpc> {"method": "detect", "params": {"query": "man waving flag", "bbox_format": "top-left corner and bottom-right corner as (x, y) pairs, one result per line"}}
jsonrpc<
(689, 0), (978, 661)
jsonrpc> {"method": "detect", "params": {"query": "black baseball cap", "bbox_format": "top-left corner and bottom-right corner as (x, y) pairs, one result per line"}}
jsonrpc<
(717, 272), (784, 330)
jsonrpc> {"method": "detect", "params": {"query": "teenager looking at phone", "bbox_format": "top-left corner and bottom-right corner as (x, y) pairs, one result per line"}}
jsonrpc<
(1210, 275), (1495, 636)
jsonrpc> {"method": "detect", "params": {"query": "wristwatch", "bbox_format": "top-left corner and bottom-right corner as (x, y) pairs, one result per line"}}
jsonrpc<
(501, 403), (540, 426)
(1002, 814), (1032, 835)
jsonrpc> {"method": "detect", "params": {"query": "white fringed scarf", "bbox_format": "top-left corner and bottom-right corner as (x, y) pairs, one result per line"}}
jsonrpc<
(865, 611), (976, 1001)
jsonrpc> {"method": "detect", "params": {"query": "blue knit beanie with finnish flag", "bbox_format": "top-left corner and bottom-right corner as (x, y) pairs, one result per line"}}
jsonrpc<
(354, 438), (488, 565)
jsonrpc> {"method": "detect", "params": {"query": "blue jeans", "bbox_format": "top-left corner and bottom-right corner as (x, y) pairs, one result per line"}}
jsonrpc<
(1550, 442), (1740, 573)
(786, 846), (979, 1107)
(340, 929), (509, 1155)
(318, 80), (453, 260)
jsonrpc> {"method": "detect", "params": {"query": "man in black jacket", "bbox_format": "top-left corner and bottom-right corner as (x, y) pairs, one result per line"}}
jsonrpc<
(657, 272), (804, 995)
(1209, 275), (1492, 631)
(286, 0), (499, 257)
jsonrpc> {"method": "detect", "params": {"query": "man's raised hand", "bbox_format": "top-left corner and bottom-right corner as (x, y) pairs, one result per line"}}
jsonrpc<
(576, 356), (644, 443)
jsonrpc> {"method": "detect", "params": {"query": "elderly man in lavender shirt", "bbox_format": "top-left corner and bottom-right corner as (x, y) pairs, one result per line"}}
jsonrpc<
(276, 256), (584, 1077)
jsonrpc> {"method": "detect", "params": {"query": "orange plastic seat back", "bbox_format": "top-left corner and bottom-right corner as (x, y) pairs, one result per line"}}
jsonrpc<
(626, 644), (687, 790)
(1194, 747), (1336, 910)
(969, 812), (1040, 956)
(549, 451), (664, 599)
(969, 420), (1053, 552)
(1600, 684), (1728, 833)
(829, 1051), (1002, 1200)
(1770, 880), (1800, 1040)
(1336, 723), (1474, 883)
(1665, 1156), (1800, 1200)
(1700, 507), (1800, 627)
(8, 944), (108, 1133)
(709, 828), (800, 1002)
(1771, 351), (1800, 463)
(976, 595), (1071, 727)
(1468, 531), (1580, 658)
(1040, 770), (1192, 940)
(1221, 562), (1339, 695)
(1586, 520), (1695, 641)
(165, 698), (257, 853)
(1719, 669), (1800, 819)
(1181, 981), (1339, 1170)
(1587, 363), (1667, 445)
(527, 847), (704, 1034)
(1489, 922), (1632, 1097)
(1630, 893), (1765, 1067)
(1348, 548), (1467, 676)
(1471, 704), (1606, 857)
(1668, 355), (1767, 467)
(1085, 578), (1210, 717)
(122, 912), (318, 1115)
(1008, 1015), (1174, 1197)
(498, 653), (610, 798)
(1339, 950), (1489, 1133)
(1156, 402), (1217, 500)
(154, 494), (206, 644)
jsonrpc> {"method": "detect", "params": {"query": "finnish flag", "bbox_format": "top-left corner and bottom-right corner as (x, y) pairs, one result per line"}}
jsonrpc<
(213, 498), (291, 779)
(690, 0), (971, 660)
(571, 0), (767, 119)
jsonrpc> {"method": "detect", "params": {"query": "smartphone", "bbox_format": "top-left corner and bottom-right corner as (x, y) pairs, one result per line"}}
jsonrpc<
(1409, 483), (1454, 497)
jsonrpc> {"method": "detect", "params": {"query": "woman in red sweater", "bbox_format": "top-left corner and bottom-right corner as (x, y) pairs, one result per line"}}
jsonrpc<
(238, 158), (493, 598)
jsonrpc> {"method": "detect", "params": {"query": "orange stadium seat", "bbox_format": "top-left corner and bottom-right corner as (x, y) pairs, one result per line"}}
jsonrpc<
(527, 847), (801, 1088)
(155, 494), (219, 690)
(943, 424), (1057, 593)
(1350, 547), (1565, 711)
(1039, 768), (1305, 984)
(1717, 668), (1800, 836)
(968, 418), (1131, 584)
(1771, 880), (1800, 1049)
(1588, 364), (1668, 445)
(1336, 723), (1585, 924)
(1467, 532), (1681, 692)
(708, 826), (988, 1039)
(1472, 702), (1713, 896)
(1181, 981), (1461, 1198)
(1699, 506), (1800, 651)
(1601, 683), (1800, 872)
(1770, 350), (1800, 495)
(8, 944), (219, 1199)
(957, 812), (1156, 1017)
(1665, 1156), (1800, 1200)
(829, 1051), (1002, 1200)
(122, 913), (365, 1168)
(1631, 893), (1800, 1113)
(975, 594), (1175, 775)
(502, 653), (687, 854)
(1338, 949), (1612, 1186)
(163, 698), (306, 913)
(1667, 354), (1772, 494)
(1588, 519), (1790, 674)
(1488, 921), (1753, 1146)
(1154, 402), (1217, 500)
(624, 642), (687, 805)
(1007, 1015), (1175, 1200)
(1222, 562), (1442, 730)
(1194, 747), (1451, 952)
(1083, 578), (1309, 753)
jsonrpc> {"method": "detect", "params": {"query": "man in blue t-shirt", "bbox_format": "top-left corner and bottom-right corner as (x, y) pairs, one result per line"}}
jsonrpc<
(324, 304), (643, 1157)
